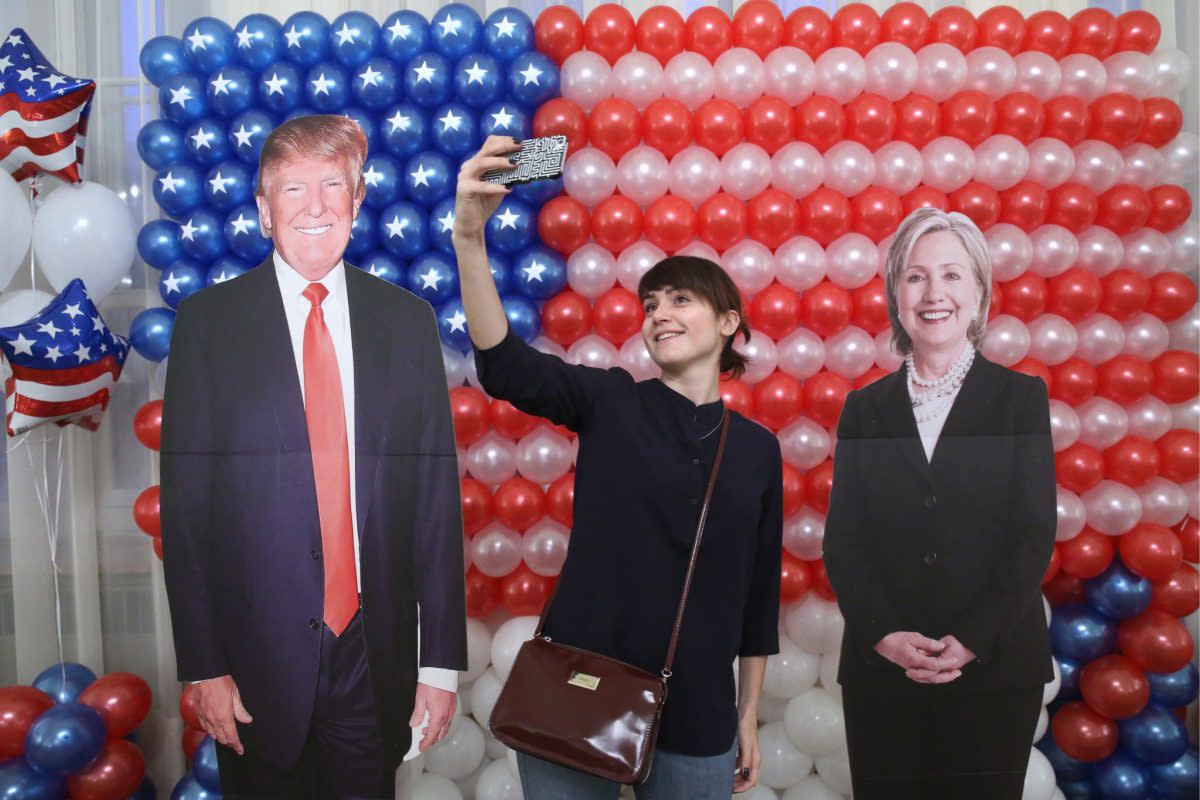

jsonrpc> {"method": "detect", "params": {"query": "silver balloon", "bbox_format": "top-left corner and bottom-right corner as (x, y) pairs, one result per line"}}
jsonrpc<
(616, 145), (670, 207)
(777, 327), (826, 380)
(721, 143), (773, 200)
(1136, 477), (1188, 527)
(522, 519), (570, 577)
(1121, 312), (1170, 361)
(722, 239), (776, 294)
(1125, 395), (1173, 442)
(1049, 400), (1081, 452)
(1151, 48), (1191, 98)
(618, 332), (660, 381)
(965, 46), (1016, 98)
(823, 326), (874, 378)
(563, 148), (616, 208)
(1074, 314), (1125, 364)
(782, 507), (826, 563)
(442, 345), (467, 389)
(1082, 480), (1143, 536)
(567, 242), (618, 300)
(921, 137), (975, 193)
(914, 43), (967, 102)
(981, 314), (1030, 366)
(1013, 51), (1062, 101)
(668, 145), (722, 206)
(663, 51), (715, 110)
(775, 235), (826, 292)
(1170, 397), (1199, 433)
(1166, 306), (1199, 352)
(470, 522), (522, 578)
(1118, 143), (1167, 189)
(764, 46), (815, 105)
(675, 240), (719, 262)
(1072, 140), (1123, 194)
(1029, 225), (1079, 278)
(1160, 132), (1200, 186)
(532, 336), (567, 360)
(732, 329), (778, 385)
(1026, 138), (1076, 188)
(779, 416), (832, 471)
(823, 141), (875, 197)
(714, 47), (766, 108)
(1076, 226), (1124, 277)
(615, 240), (665, 293)
(975, 135), (1029, 191)
(1103, 51), (1156, 99)
(825, 233), (878, 290)
(560, 51), (611, 111)
(874, 329), (903, 371)
(566, 334), (618, 369)
(611, 52), (664, 111)
(772, 141), (825, 198)
(813, 46), (865, 104)
(516, 427), (572, 483)
(872, 140), (923, 196)
(1075, 396), (1129, 450)
(1166, 221), (1199, 277)
(465, 432), (517, 486)
(1058, 54), (1107, 103)
(1056, 486), (1086, 542)
(863, 42), (918, 101)
(1028, 314), (1078, 365)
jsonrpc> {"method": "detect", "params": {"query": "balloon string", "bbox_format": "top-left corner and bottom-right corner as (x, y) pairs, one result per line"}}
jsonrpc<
(19, 428), (67, 680)
(27, 175), (39, 289)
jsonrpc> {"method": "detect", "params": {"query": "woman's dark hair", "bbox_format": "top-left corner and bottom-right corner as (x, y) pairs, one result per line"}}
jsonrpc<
(637, 255), (751, 380)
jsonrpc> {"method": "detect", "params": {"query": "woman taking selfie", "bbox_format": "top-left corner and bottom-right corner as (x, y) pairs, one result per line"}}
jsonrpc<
(452, 136), (783, 799)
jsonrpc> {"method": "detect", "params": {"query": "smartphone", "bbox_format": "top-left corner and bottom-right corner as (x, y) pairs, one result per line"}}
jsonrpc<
(482, 135), (568, 186)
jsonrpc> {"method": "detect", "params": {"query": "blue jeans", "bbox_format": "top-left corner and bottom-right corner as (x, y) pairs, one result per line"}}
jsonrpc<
(516, 739), (738, 800)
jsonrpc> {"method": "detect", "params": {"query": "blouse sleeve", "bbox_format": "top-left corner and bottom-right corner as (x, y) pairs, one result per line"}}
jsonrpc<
(739, 434), (783, 657)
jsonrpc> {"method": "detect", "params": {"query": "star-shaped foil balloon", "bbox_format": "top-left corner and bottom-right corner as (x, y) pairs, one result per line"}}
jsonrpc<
(0, 28), (97, 183)
(0, 279), (129, 436)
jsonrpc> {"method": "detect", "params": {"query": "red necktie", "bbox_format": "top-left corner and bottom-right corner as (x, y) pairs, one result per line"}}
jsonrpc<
(302, 282), (357, 636)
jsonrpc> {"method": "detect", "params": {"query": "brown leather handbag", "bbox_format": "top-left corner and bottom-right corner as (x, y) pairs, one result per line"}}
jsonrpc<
(489, 411), (730, 785)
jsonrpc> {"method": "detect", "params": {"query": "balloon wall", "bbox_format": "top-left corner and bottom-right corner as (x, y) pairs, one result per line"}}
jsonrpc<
(136, 3), (1198, 799)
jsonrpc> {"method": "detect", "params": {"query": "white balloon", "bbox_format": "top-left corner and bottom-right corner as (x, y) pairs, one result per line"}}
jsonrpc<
(1082, 480), (1143, 536)
(615, 145), (670, 207)
(1161, 132), (1200, 187)
(1136, 477), (1189, 527)
(722, 143), (773, 200)
(1166, 306), (1199, 352)
(1075, 396), (1129, 450)
(975, 135), (1029, 191)
(412, 773), (464, 800)
(986, 223), (1034, 281)
(822, 141), (874, 198)
(1023, 745), (1056, 800)
(463, 620), (493, 683)
(33, 182), (136, 301)
(560, 51), (611, 111)
(982, 315), (1030, 367)
(618, 332), (660, 381)
(1059, 54), (1107, 103)
(567, 242), (617, 301)
(610, 52), (663, 110)
(965, 46), (1016, 98)
(863, 42), (918, 101)
(732, 328), (778, 385)
(470, 523), (522, 578)
(914, 44), (967, 102)
(765, 46), (815, 105)
(1119, 143), (1166, 189)
(465, 432), (517, 486)
(783, 506), (826, 561)
(1028, 225), (1079, 278)
(784, 687), (845, 758)
(1072, 140), (1123, 194)
(1167, 221), (1199, 276)
(615, 240), (665, 294)
(668, 146), (723, 207)
(1043, 657), (1062, 706)
(443, 346), (467, 389)
(814, 751), (852, 795)
(675, 240), (719, 262)
(818, 651), (840, 695)
(1121, 229), (1171, 277)
(873, 141), (923, 196)
(563, 148), (616, 208)
(1104, 51), (1156, 99)
(425, 718), (486, 780)
(813, 47), (865, 104)
(713, 47), (766, 108)
(566, 334), (617, 370)
(1026, 138), (1076, 189)
(774, 236), (826, 292)
(469, 668), (503, 729)
(0, 171), (32, 291)
(777, 328), (826, 381)
(825, 233), (877, 290)
(772, 141), (824, 198)
(1056, 486), (1086, 542)
(874, 329), (903, 371)
(1151, 48), (1191, 98)
(722, 240), (776, 294)
(515, 427), (571, 483)
(1029, 315), (1078, 367)
(764, 634), (821, 699)
(921, 137), (975, 193)
(782, 774), (842, 800)
(1122, 312), (1170, 361)
(663, 51), (715, 110)
(0, 289), (54, 327)
(784, 595), (842, 655)
(1013, 52), (1062, 101)
(779, 416), (831, 471)
(490, 617), (537, 682)
(1049, 401), (1081, 452)
(824, 325), (875, 378)
(1074, 314), (1125, 364)
(474, 759), (522, 800)
(757, 721), (815, 790)
(522, 518), (569, 577)
(1126, 395), (1173, 442)
(1076, 226), (1124, 277)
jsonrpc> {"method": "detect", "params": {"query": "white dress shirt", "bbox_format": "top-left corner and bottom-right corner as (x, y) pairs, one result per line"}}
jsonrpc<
(908, 381), (963, 462)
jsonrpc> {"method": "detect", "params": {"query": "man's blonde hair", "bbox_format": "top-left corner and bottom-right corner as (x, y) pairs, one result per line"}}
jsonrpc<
(255, 114), (368, 198)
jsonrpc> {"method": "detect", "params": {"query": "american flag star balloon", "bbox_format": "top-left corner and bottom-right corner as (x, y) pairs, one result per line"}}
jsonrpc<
(0, 28), (96, 183)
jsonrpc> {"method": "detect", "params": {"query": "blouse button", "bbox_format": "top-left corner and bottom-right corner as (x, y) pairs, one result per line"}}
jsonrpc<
(308, 618), (320, 630)
(692, 458), (700, 465)
(690, 498), (698, 505)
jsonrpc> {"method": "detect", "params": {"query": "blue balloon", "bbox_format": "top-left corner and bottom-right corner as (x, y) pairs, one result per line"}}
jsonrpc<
(350, 56), (400, 111)
(357, 253), (405, 286)
(1119, 704), (1189, 765)
(453, 53), (503, 108)
(137, 119), (186, 170)
(232, 14), (284, 71)
(183, 118), (232, 165)
(1086, 559), (1152, 620)
(159, 72), (210, 126)
(24, 702), (106, 775)
(430, 4), (483, 61)
(406, 252), (459, 305)
(208, 256), (255, 286)
(483, 8), (535, 64)
(428, 197), (458, 255)
(180, 17), (236, 74)
(378, 201), (428, 259)
(345, 207), (378, 261)
(502, 295), (541, 343)
(204, 160), (255, 211)
(204, 64), (255, 119)
(153, 162), (205, 219)
(1147, 663), (1198, 708)
(32, 662), (96, 704)
(130, 308), (177, 362)
(138, 219), (183, 271)
(431, 102), (479, 158)
(131, 775), (158, 800)
(381, 103), (431, 159)
(1057, 657), (1083, 700)
(1148, 748), (1198, 799)
(1058, 779), (1094, 800)
(170, 774), (220, 800)
(403, 52), (452, 108)
(511, 175), (563, 208)
(0, 759), (63, 800)
(1036, 735), (1092, 782)
(480, 100), (530, 139)
(1050, 603), (1117, 662)
(381, 11), (431, 64)
(140, 36), (188, 87)
(280, 12), (331, 68)
(341, 108), (380, 155)
(192, 736), (220, 791)
(513, 246), (567, 300)
(229, 110), (275, 165)
(362, 154), (404, 209)
(485, 198), (535, 255)
(1092, 753), (1150, 800)
(404, 151), (454, 205)
(303, 61), (350, 113)
(488, 251), (513, 296)
(330, 11), (381, 69)
(257, 60), (304, 117)
(224, 205), (272, 263)
(160, 260), (207, 308)
(178, 208), (228, 264)
(507, 51), (560, 108)
(436, 296), (471, 351)
(283, 107), (318, 123)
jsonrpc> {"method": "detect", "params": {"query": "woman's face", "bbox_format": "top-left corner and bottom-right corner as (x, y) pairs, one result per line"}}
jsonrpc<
(897, 230), (980, 357)
(640, 286), (736, 374)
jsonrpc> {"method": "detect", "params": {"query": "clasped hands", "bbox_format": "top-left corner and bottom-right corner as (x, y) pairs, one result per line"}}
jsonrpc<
(874, 632), (976, 684)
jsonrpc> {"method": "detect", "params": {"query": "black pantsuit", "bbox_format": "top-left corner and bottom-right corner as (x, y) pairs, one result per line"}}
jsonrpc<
(823, 354), (1057, 797)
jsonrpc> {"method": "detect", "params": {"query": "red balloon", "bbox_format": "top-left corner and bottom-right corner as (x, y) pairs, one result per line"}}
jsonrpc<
(538, 196), (589, 255)
(1000, 272), (1047, 322)
(591, 194), (643, 254)
(133, 485), (160, 537)
(1059, 526), (1115, 579)
(1049, 357), (1097, 405)
(976, 6), (1025, 55)
(1047, 183), (1098, 233)
(999, 181), (1049, 231)
(686, 6), (734, 63)
(1173, 516), (1198, 564)
(635, 6), (686, 66)
(747, 189), (798, 250)
(152, 536), (163, 561)
(449, 386), (489, 446)
(1053, 701), (1119, 762)
(592, 287), (642, 345)
(1088, 93), (1145, 149)
(1149, 564), (1199, 617)
(693, 97), (744, 156)
(855, 366), (889, 389)
(1137, 97), (1183, 148)
(0, 685), (54, 759)
(588, 96), (639, 160)
(1117, 609), (1194, 673)
(697, 193), (747, 252)
(844, 93), (895, 150)
(720, 379), (754, 418)
(1056, 442), (1105, 494)
(181, 729), (205, 761)
(811, 559), (836, 602)
(534, 6), (584, 66)
(642, 98), (692, 158)
(1070, 8), (1118, 59)
(1115, 10), (1161, 55)
(803, 371), (851, 429)
(1151, 350), (1200, 404)
(1044, 545), (1062, 584)
(831, 3), (882, 55)
(1012, 358), (1052, 389)
(851, 277), (889, 334)
(893, 94), (941, 149)
(66, 738), (145, 800)
(749, 283), (799, 341)
(644, 195), (697, 253)
(460, 477), (493, 536)
(1120, 523), (1184, 582)
(583, 3), (636, 65)
(1103, 436), (1159, 487)
(494, 476), (547, 532)
(880, 2), (930, 50)
(797, 188), (851, 247)
(546, 472), (574, 528)
(1045, 572), (1088, 606)
(79, 672), (152, 740)
(779, 552), (813, 604)
(902, 186), (948, 215)
(1097, 354), (1153, 405)
(1099, 269), (1151, 321)
(465, 566), (501, 618)
(784, 7), (832, 59)
(1023, 11), (1072, 59)
(533, 98), (588, 155)
(1096, 184), (1149, 236)
(1146, 185), (1192, 233)
(948, 181), (1001, 230)
(179, 683), (202, 731)
(799, 280), (852, 338)
(804, 459), (835, 513)
(731, 0), (785, 58)
(541, 290), (593, 347)
(1047, 267), (1102, 323)
(928, 6), (978, 52)
(744, 96), (794, 154)
(1043, 96), (1091, 147)
(501, 564), (553, 616)
(793, 95), (846, 154)
(133, 400), (162, 451)
(782, 463), (805, 517)
(1080, 655), (1150, 720)
(1157, 428), (1198, 483)
(753, 371), (803, 431)
(995, 93), (1045, 145)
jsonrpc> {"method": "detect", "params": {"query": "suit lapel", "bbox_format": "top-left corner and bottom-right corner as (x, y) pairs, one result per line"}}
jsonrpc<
(928, 354), (996, 471)
(346, 267), (393, 538)
(876, 367), (932, 479)
(245, 263), (311, 452)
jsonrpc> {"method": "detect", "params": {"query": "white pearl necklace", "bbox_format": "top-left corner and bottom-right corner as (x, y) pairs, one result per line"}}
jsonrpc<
(906, 346), (975, 424)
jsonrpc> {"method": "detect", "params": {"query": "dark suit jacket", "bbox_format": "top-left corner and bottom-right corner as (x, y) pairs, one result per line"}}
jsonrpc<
(160, 259), (467, 768)
(823, 353), (1056, 696)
